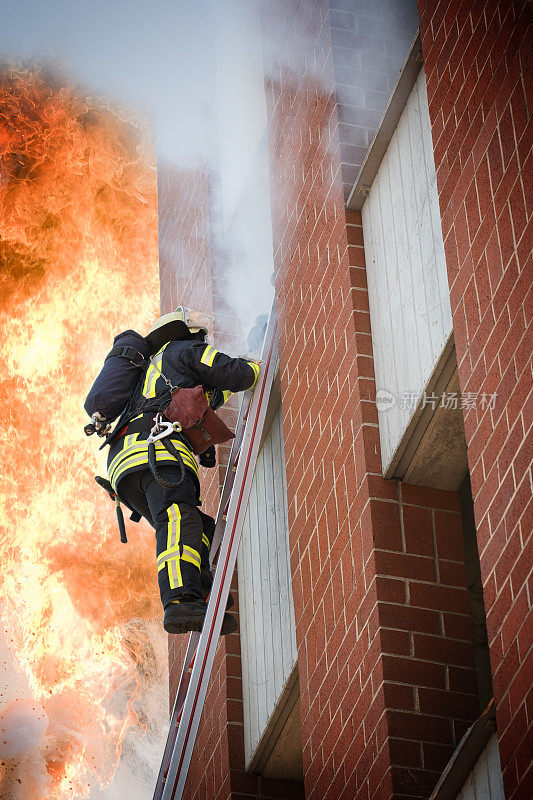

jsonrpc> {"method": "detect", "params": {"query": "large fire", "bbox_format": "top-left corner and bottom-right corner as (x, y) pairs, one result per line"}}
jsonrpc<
(0, 63), (163, 798)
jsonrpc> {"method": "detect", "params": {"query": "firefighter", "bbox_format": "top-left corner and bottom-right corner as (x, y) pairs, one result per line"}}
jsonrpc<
(108, 308), (260, 635)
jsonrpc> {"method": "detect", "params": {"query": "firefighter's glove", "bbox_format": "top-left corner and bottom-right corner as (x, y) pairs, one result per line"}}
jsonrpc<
(199, 445), (216, 468)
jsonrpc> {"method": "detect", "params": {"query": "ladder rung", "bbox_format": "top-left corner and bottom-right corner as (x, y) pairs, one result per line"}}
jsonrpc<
(232, 447), (242, 472)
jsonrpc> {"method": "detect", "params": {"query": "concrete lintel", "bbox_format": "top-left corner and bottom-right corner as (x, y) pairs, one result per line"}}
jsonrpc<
(247, 663), (301, 778)
(346, 30), (423, 211)
(430, 700), (497, 800)
(385, 333), (457, 481)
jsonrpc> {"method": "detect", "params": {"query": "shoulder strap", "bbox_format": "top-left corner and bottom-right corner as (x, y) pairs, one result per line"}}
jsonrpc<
(147, 352), (177, 393)
(105, 345), (148, 368)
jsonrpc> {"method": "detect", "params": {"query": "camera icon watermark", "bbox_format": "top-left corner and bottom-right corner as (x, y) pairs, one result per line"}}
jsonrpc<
(375, 389), (396, 411)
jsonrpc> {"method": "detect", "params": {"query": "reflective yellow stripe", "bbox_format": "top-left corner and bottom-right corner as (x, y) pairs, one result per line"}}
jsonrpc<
(157, 549), (180, 571)
(200, 345), (212, 365)
(247, 361), (260, 388)
(167, 504), (180, 550)
(123, 433), (137, 449)
(158, 556), (178, 572)
(142, 344), (168, 398)
(182, 551), (200, 568)
(108, 437), (141, 473)
(182, 545), (201, 568)
(157, 545), (200, 571)
(143, 361), (159, 397)
(202, 533), (210, 549)
(157, 556), (188, 578)
(108, 434), (142, 474)
(166, 505), (182, 589)
(109, 438), (198, 477)
(142, 361), (158, 397)
(108, 442), (199, 490)
(157, 545), (180, 567)
(200, 345), (219, 367)
(169, 558), (181, 590)
(222, 390), (232, 404)
(110, 454), (151, 489)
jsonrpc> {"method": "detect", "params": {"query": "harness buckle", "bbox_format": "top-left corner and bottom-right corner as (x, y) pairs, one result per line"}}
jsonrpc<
(116, 346), (146, 366)
(147, 414), (182, 444)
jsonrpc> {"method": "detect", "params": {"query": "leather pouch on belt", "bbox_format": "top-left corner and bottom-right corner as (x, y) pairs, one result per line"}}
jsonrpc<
(164, 385), (235, 455)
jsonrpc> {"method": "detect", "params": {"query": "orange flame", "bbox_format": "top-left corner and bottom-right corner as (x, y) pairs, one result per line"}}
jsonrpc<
(0, 63), (163, 798)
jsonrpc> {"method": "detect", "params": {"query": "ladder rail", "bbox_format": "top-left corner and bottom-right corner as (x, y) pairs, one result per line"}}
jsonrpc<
(154, 302), (278, 800)
(207, 394), (250, 560)
(152, 631), (198, 799)
(152, 365), (253, 800)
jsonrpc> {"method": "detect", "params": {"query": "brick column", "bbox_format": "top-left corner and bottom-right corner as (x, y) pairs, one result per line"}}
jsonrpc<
(158, 158), (301, 800)
(158, 159), (239, 799)
(418, 2), (532, 797)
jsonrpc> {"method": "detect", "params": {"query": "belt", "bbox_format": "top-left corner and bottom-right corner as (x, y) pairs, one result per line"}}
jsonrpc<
(116, 413), (156, 438)
(117, 415), (190, 452)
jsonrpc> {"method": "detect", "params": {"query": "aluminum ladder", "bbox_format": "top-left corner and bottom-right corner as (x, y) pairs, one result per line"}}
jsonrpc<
(152, 302), (278, 800)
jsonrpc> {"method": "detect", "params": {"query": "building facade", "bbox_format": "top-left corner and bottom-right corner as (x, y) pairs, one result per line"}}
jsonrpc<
(157, 2), (531, 799)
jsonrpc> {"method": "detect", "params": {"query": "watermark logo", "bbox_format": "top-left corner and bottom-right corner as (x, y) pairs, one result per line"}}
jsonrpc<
(375, 390), (498, 412)
(400, 390), (497, 412)
(376, 389), (396, 411)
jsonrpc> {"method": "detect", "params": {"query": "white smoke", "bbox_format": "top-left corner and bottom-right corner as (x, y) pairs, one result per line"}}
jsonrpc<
(0, 636), (50, 798)
(155, 0), (277, 349)
(0, 701), (50, 799)
(0, 702), (48, 760)
(0, 618), (168, 800)
(88, 621), (169, 800)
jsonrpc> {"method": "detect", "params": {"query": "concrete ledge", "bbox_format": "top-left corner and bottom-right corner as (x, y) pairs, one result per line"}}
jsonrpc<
(430, 700), (497, 800)
(386, 336), (469, 492)
(247, 664), (302, 780)
(346, 30), (423, 211)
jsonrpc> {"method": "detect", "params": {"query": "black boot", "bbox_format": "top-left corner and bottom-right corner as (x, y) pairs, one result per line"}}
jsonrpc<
(164, 597), (238, 636)
(164, 598), (207, 634)
(220, 612), (238, 635)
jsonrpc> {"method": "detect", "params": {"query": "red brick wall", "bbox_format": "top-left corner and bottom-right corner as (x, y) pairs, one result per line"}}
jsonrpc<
(330, 0), (419, 198)
(418, 2), (532, 798)
(266, 2), (481, 799)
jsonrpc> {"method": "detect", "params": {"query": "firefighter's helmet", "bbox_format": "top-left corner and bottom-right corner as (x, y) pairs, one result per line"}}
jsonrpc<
(146, 306), (212, 346)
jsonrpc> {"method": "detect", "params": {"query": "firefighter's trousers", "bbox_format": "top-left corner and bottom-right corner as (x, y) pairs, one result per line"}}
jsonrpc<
(117, 466), (215, 608)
